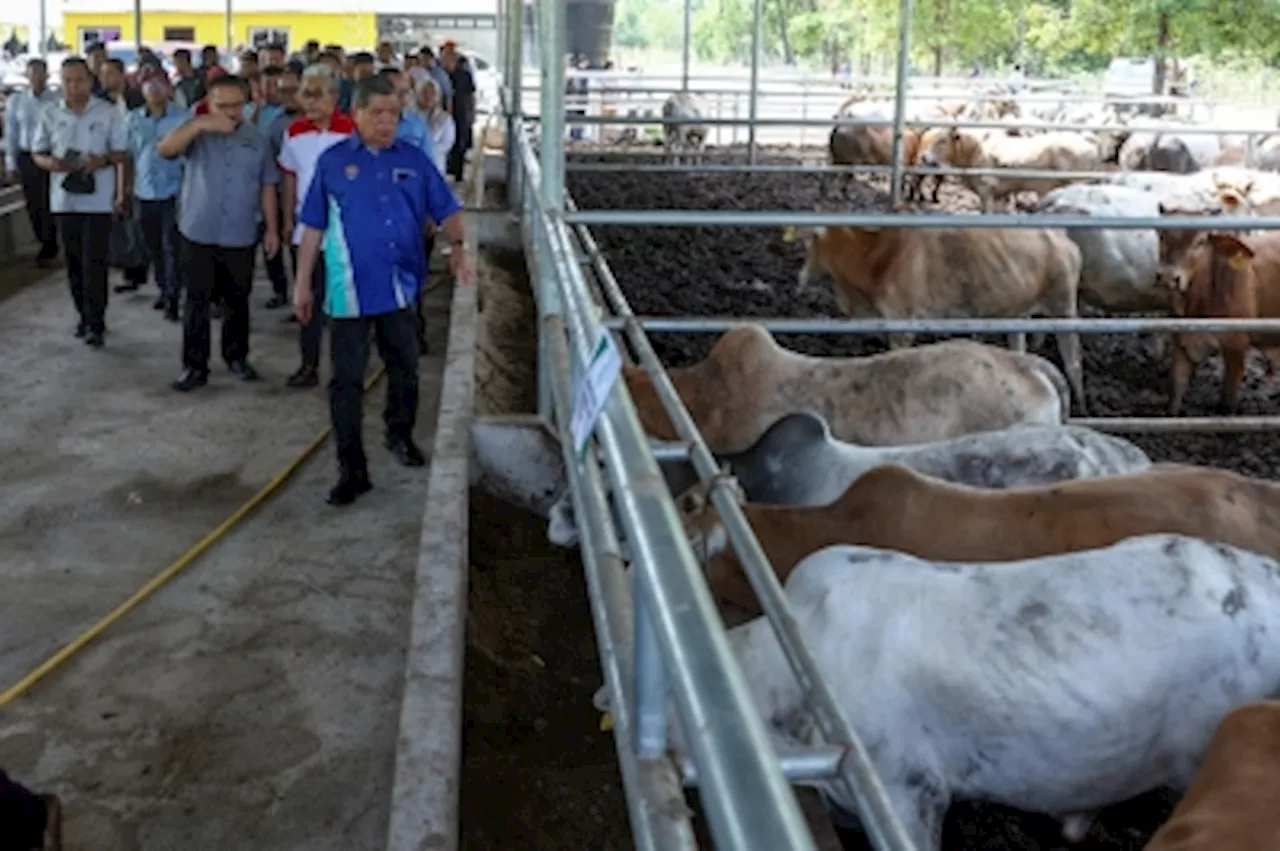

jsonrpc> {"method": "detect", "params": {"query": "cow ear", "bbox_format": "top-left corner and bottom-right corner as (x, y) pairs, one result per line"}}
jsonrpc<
(1209, 234), (1254, 269)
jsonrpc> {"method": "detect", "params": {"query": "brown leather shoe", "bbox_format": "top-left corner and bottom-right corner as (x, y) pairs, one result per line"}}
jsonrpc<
(41, 793), (62, 851)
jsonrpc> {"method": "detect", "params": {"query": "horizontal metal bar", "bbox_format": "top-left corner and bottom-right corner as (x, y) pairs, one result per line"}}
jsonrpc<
(1070, 416), (1280, 432)
(546, 88), (1131, 104)
(565, 160), (1156, 182)
(565, 210), (1280, 230)
(602, 316), (1280, 334)
(682, 746), (847, 786)
(530, 113), (1268, 135)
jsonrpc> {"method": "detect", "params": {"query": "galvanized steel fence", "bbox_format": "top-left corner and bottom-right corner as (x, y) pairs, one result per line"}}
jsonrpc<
(492, 0), (1280, 848)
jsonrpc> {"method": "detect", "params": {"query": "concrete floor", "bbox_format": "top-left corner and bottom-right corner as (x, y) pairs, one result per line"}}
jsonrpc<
(0, 257), (452, 849)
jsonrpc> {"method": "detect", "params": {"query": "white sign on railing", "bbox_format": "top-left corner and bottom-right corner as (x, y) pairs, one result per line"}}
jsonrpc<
(570, 330), (624, 456)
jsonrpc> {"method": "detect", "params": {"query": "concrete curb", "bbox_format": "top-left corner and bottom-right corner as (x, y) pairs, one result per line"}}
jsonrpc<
(385, 163), (484, 850)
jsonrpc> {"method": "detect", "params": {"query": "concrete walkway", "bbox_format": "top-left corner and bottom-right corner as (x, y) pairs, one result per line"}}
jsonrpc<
(0, 263), (452, 849)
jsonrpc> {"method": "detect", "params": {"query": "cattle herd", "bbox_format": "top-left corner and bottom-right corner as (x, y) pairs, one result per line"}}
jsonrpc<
(491, 85), (1280, 848)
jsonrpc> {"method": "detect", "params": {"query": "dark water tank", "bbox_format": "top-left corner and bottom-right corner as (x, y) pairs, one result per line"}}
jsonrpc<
(566, 0), (616, 65)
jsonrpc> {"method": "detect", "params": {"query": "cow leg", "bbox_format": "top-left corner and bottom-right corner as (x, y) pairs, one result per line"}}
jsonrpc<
(1221, 344), (1248, 413)
(1055, 331), (1087, 416)
(888, 331), (915, 350)
(1169, 336), (1194, 415)
(1007, 332), (1027, 353)
(1060, 811), (1099, 843)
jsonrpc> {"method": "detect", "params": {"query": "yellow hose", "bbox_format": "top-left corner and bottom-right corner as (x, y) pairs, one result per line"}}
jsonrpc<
(0, 366), (387, 709)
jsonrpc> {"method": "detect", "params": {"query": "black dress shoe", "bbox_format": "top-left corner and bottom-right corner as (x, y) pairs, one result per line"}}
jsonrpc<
(327, 473), (373, 506)
(265, 294), (288, 309)
(385, 434), (426, 467)
(114, 282), (140, 294)
(228, 360), (260, 381)
(153, 295), (167, 310)
(286, 365), (319, 388)
(84, 330), (104, 348)
(73, 323), (87, 338)
(164, 302), (180, 322)
(172, 369), (208, 392)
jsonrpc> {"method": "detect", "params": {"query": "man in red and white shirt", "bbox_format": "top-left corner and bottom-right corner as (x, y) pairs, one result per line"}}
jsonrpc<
(277, 63), (354, 388)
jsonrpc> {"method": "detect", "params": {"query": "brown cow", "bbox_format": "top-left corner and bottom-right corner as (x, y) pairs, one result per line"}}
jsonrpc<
(1142, 701), (1280, 851)
(925, 128), (1103, 211)
(1154, 225), (1280, 413)
(792, 224), (1087, 410)
(827, 123), (932, 201)
(675, 462), (1280, 624)
(622, 324), (1070, 453)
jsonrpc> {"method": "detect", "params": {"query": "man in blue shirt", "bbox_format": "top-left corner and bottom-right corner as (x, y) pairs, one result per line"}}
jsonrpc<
(294, 74), (472, 506)
(126, 69), (187, 319)
(378, 67), (433, 163)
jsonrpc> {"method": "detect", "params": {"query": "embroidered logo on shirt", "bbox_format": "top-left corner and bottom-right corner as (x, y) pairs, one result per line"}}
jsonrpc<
(345, 164), (360, 180)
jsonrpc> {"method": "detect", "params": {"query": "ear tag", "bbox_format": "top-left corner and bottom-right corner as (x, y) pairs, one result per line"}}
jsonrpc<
(1228, 253), (1249, 271)
(782, 225), (796, 243)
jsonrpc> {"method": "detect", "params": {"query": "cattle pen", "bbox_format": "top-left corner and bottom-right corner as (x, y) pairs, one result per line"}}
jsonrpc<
(462, 0), (1280, 848)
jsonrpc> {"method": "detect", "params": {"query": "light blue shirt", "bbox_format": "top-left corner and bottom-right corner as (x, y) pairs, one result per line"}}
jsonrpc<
(428, 64), (453, 100)
(396, 110), (434, 162)
(127, 103), (188, 201)
(255, 101), (285, 135)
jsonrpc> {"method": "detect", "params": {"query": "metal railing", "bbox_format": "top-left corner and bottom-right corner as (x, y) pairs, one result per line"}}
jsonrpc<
(502, 0), (928, 846)
(495, 1), (1280, 849)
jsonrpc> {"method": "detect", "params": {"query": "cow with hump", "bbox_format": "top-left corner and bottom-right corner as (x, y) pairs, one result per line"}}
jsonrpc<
(1155, 218), (1280, 413)
(622, 324), (1071, 453)
(686, 535), (1280, 851)
(922, 127), (1103, 210)
(675, 461), (1280, 623)
(789, 223), (1087, 411)
(1143, 700), (1280, 851)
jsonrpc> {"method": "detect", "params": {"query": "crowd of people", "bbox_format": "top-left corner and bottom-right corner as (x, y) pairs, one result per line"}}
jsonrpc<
(1, 39), (475, 509)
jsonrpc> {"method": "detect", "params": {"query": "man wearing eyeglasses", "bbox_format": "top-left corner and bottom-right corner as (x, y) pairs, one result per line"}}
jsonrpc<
(277, 62), (354, 389)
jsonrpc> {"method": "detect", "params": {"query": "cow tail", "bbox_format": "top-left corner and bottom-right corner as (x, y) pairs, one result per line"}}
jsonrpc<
(1028, 353), (1072, 422)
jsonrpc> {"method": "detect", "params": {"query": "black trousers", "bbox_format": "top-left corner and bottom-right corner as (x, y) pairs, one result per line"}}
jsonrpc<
(16, 151), (58, 258)
(299, 247), (327, 368)
(136, 197), (180, 301)
(415, 231), (435, 344)
(259, 218), (289, 297)
(329, 308), (419, 476)
(0, 768), (47, 850)
(180, 237), (255, 371)
(58, 212), (111, 333)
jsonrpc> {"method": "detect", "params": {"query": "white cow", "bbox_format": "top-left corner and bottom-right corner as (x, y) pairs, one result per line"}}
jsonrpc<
(676, 412), (1152, 508)
(672, 536), (1280, 851)
(662, 92), (707, 165)
(493, 411), (1150, 548)
(1036, 184), (1168, 312)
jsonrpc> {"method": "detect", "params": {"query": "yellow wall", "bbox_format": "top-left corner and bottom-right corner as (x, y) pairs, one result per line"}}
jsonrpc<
(61, 11), (377, 52)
